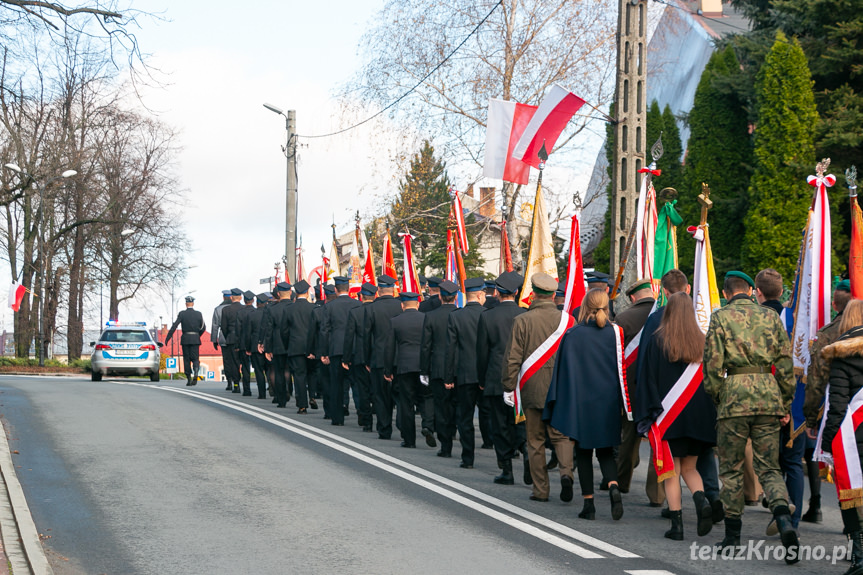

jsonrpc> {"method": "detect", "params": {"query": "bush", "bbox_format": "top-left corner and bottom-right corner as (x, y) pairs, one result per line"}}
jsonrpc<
(69, 359), (92, 372)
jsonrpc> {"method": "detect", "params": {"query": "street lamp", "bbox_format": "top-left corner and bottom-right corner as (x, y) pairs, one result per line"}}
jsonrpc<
(3, 163), (77, 366)
(263, 102), (298, 278)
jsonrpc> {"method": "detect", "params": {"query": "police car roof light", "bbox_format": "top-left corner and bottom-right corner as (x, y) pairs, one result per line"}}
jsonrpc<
(105, 321), (147, 327)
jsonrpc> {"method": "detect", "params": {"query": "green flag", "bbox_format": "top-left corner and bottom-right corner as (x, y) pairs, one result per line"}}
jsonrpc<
(654, 200), (682, 305)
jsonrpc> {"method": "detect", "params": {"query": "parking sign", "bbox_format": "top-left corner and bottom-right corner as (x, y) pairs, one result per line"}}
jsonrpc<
(207, 371), (215, 380)
(166, 357), (178, 374)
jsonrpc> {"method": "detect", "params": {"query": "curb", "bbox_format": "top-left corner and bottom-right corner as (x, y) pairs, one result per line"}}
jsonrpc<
(0, 373), (86, 378)
(0, 420), (54, 574)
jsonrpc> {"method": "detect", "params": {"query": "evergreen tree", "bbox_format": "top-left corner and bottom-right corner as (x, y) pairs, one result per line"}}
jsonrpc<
(678, 45), (753, 278)
(742, 32), (818, 281)
(659, 105), (683, 187)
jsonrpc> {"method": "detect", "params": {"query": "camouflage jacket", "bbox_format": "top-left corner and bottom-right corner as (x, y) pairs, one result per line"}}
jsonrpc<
(703, 294), (795, 420)
(804, 312), (843, 428)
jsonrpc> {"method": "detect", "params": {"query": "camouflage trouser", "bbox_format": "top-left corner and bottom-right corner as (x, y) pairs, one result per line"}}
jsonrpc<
(717, 415), (789, 519)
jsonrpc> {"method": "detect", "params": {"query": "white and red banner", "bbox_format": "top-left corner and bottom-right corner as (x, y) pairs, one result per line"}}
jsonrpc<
(451, 189), (470, 254)
(635, 169), (659, 286)
(512, 85), (585, 169)
(399, 231), (421, 297)
(360, 229), (376, 286)
(348, 227), (363, 296)
(483, 99), (537, 185)
(832, 385), (863, 509)
(295, 244), (307, 286)
(647, 362), (704, 482)
(8, 282), (25, 312)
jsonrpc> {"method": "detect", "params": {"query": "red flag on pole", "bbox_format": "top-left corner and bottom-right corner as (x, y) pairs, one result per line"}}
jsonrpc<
(399, 231), (421, 297)
(483, 99), (537, 185)
(451, 188), (469, 254)
(500, 220), (514, 274)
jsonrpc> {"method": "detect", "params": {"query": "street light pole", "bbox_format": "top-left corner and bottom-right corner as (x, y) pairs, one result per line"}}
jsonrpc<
(263, 103), (298, 277)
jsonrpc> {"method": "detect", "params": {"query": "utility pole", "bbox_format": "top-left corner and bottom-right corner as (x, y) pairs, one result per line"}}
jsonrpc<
(610, 0), (648, 276)
(285, 110), (298, 279)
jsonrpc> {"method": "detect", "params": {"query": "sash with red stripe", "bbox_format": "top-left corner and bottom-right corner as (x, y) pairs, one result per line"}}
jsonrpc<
(514, 311), (575, 423)
(614, 323), (633, 421)
(832, 385), (863, 509)
(647, 362), (704, 482)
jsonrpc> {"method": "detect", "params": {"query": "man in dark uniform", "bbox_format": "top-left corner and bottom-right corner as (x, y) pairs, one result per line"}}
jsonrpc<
(386, 291), (429, 448)
(477, 271), (527, 484)
(343, 282), (376, 431)
(421, 280), (458, 456)
(243, 293), (270, 399)
(283, 280), (315, 413)
(364, 274), (403, 439)
(220, 288), (245, 393)
(309, 285), (335, 417)
(445, 277), (486, 469)
(259, 282), (292, 407)
(164, 295), (206, 386)
(211, 290), (232, 390)
(419, 276), (443, 313)
(555, 282), (566, 310)
(483, 280), (500, 310)
(323, 277), (360, 426)
(236, 290), (256, 396)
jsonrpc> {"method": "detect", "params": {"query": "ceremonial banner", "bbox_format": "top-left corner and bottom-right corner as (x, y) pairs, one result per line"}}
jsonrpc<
(635, 170), (659, 288)
(519, 180), (558, 308)
(690, 225), (721, 334)
(832, 385), (863, 509)
(328, 240), (341, 281)
(361, 230), (376, 286)
(512, 85), (586, 169)
(852, 192), (863, 299)
(648, 363), (704, 481)
(451, 189), (469, 254)
(500, 220), (514, 274)
(654, 200), (682, 300)
(483, 99), (537, 185)
(7, 282), (25, 312)
(295, 245), (307, 286)
(348, 228), (362, 296)
(399, 231), (421, 297)
(445, 230), (464, 308)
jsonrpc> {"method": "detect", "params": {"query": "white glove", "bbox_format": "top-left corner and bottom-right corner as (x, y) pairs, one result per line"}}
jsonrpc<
(503, 391), (515, 407)
(420, 375), (429, 386)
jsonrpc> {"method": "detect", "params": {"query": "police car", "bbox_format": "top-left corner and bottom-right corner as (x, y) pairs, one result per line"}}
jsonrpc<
(90, 322), (162, 382)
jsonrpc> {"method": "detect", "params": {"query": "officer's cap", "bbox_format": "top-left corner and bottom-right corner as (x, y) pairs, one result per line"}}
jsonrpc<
(294, 280), (310, 294)
(230, 287), (243, 296)
(333, 276), (350, 286)
(586, 271), (609, 285)
(418, 275), (427, 286)
(439, 280), (459, 296)
(837, 279), (852, 292)
(243, 290), (255, 301)
(184, 295), (195, 303)
(360, 282), (378, 296)
(275, 281), (292, 293)
(222, 289), (232, 297)
(256, 293), (268, 304)
(426, 276), (442, 288)
(464, 277), (485, 292)
(399, 291), (420, 302)
(725, 271), (754, 288)
(323, 284), (336, 295)
(531, 272), (558, 294)
(378, 274), (397, 287)
(556, 281), (566, 297)
(625, 277), (653, 297)
(264, 291), (274, 300)
(495, 271), (523, 295)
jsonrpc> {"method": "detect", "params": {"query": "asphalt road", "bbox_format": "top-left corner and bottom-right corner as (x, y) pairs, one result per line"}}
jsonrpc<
(0, 375), (849, 575)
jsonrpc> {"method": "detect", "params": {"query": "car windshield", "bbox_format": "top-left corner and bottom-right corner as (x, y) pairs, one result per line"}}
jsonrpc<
(100, 330), (151, 343)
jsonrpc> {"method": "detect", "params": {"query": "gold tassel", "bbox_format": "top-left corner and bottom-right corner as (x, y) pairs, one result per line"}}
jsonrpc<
(657, 470), (676, 483)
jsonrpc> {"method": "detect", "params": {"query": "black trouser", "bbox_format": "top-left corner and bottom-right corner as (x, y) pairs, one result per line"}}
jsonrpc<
(456, 383), (481, 465)
(307, 360), (320, 399)
(478, 395), (494, 447)
(371, 367), (393, 438)
(431, 378), (456, 454)
(329, 356), (347, 425)
(288, 355), (309, 408)
(181, 344), (200, 379)
(576, 446), (617, 497)
(397, 372), (434, 446)
(271, 353), (289, 407)
(320, 362), (331, 417)
(352, 365), (373, 427)
(223, 343), (241, 386)
(250, 352), (268, 398)
(489, 394), (521, 463)
(239, 350), (252, 393)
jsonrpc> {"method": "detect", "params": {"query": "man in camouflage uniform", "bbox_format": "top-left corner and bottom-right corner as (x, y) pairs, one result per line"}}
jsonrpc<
(703, 271), (799, 563)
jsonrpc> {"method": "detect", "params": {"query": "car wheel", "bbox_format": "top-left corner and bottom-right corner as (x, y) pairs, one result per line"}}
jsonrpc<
(91, 372), (103, 382)
(149, 371), (160, 382)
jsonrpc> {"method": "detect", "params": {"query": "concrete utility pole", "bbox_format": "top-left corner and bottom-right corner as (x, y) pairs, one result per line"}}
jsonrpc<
(285, 110), (298, 278)
(610, 0), (648, 275)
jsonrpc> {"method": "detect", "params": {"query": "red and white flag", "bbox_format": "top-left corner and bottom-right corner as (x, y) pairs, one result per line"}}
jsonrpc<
(648, 363), (704, 482)
(832, 385), (863, 510)
(399, 231), (421, 296)
(451, 188), (469, 254)
(8, 282), (25, 312)
(512, 85), (585, 169)
(483, 99), (537, 185)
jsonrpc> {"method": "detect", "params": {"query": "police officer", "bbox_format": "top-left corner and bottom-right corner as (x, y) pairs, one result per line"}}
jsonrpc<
(236, 290), (256, 396)
(365, 275), (403, 439)
(386, 291), (429, 448)
(259, 282), (293, 408)
(220, 288), (245, 393)
(703, 271), (799, 561)
(211, 289), (232, 390)
(164, 295), (206, 386)
(421, 280), (458, 455)
(343, 282), (377, 431)
(323, 277), (360, 426)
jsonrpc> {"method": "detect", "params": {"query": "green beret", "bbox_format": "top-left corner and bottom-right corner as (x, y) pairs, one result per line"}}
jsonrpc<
(625, 277), (653, 297)
(837, 279), (852, 292)
(725, 270), (754, 288)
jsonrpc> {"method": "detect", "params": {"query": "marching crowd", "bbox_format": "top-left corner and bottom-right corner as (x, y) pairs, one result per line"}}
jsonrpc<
(163, 267), (863, 571)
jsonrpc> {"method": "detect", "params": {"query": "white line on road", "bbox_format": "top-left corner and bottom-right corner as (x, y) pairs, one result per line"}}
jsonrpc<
(123, 382), (640, 559)
(625, 571), (678, 575)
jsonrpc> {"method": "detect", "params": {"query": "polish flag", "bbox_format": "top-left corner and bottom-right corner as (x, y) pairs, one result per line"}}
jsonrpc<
(483, 99), (537, 185)
(8, 282), (25, 312)
(399, 231), (421, 297)
(513, 85), (585, 168)
(451, 188), (469, 254)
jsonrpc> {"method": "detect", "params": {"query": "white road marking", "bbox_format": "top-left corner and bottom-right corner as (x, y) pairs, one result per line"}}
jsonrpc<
(135, 383), (641, 559)
(625, 571), (677, 575)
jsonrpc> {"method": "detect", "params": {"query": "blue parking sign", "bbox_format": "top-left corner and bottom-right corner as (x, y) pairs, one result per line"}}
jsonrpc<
(166, 357), (178, 374)
(207, 371), (215, 380)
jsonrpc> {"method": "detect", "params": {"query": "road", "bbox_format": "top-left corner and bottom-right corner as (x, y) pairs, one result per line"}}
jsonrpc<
(0, 375), (847, 574)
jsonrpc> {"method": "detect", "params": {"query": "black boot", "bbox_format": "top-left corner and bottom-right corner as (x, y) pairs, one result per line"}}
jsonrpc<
(717, 516), (742, 549)
(772, 505), (800, 565)
(845, 530), (863, 575)
(801, 495), (822, 523)
(664, 510), (683, 541)
(523, 451), (533, 485)
(609, 484), (623, 520)
(578, 498), (595, 520)
(186, 375), (193, 386)
(693, 491), (714, 537)
(494, 460), (514, 485)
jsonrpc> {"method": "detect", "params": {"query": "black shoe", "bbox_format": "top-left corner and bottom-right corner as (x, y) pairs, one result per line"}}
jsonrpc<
(400, 442), (415, 448)
(276, 404), (286, 408)
(801, 497), (822, 523)
(362, 426), (372, 432)
(459, 462), (473, 469)
(481, 443), (494, 450)
(560, 475), (574, 503)
(609, 484), (624, 520)
(332, 422), (344, 426)
(378, 434), (390, 440)
(711, 498), (725, 524)
(599, 480), (609, 491)
(422, 428), (437, 448)
(297, 408), (307, 414)
(494, 460), (514, 485)
(258, 395), (266, 399)
(664, 510), (684, 541)
(272, 398), (278, 404)
(530, 495), (549, 502)
(436, 450), (452, 458)
(578, 498), (595, 520)
(242, 391), (252, 396)
(772, 507), (800, 565)
(225, 384), (232, 391)
(717, 517), (742, 549)
(693, 491), (714, 537)
(547, 451), (559, 470)
(309, 398), (319, 410)
(343, 406), (349, 416)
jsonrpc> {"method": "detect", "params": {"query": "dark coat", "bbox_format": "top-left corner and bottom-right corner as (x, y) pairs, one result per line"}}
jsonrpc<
(236, 305), (255, 352)
(822, 326), (863, 458)
(242, 306), (266, 352)
(343, 302), (371, 366)
(445, 301), (484, 385)
(387, 308), (425, 375)
(308, 303), (329, 358)
(211, 301), (230, 345)
(282, 298), (314, 357)
(165, 308), (206, 346)
(543, 320), (623, 449)
(614, 297), (655, 392)
(636, 307), (664, 393)
(420, 303), (456, 379)
(220, 302), (244, 345)
(323, 295), (360, 357)
(259, 300), (291, 355)
(483, 296), (500, 310)
(476, 301), (525, 396)
(364, 294), (404, 369)
(635, 334), (717, 444)
(419, 294), (441, 313)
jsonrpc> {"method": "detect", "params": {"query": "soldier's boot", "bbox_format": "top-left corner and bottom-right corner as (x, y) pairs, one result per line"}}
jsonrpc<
(845, 531), (863, 575)
(772, 506), (800, 565)
(801, 495), (822, 523)
(693, 491), (714, 537)
(494, 460), (514, 485)
(225, 381), (232, 391)
(522, 451), (533, 486)
(664, 510), (683, 541)
(716, 516), (742, 550)
(186, 375), (193, 386)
